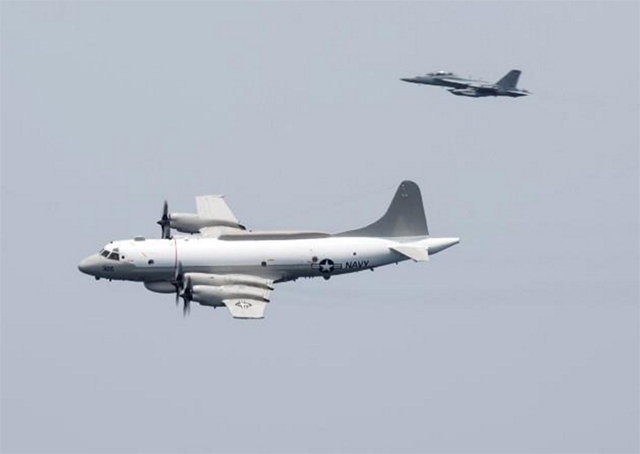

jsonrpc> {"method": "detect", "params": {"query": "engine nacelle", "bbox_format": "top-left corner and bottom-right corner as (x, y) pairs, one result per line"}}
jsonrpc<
(185, 273), (273, 290)
(191, 285), (270, 307)
(144, 281), (176, 294)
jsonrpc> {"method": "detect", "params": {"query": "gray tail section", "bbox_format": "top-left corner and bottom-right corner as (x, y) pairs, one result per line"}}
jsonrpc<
(336, 181), (429, 238)
(496, 70), (521, 89)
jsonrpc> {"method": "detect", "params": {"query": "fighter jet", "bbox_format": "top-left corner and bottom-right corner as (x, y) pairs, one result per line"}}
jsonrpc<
(401, 70), (530, 98)
(78, 181), (460, 320)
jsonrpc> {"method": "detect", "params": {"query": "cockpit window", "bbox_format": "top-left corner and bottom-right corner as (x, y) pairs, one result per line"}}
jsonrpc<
(101, 250), (109, 257)
(108, 252), (119, 261)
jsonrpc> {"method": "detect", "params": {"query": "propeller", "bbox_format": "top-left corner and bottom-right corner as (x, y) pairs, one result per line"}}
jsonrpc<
(180, 275), (192, 316)
(172, 261), (184, 307)
(157, 200), (172, 239)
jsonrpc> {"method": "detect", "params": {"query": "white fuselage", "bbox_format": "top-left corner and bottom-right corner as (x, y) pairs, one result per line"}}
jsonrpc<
(79, 236), (458, 284)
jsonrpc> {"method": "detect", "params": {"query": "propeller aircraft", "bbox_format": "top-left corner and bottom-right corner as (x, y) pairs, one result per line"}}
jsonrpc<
(78, 181), (460, 319)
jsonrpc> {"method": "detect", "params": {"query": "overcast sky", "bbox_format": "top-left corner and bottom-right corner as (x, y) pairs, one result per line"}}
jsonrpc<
(1, 1), (638, 453)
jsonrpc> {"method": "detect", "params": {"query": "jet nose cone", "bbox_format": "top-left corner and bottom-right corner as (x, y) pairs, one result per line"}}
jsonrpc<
(401, 78), (416, 83)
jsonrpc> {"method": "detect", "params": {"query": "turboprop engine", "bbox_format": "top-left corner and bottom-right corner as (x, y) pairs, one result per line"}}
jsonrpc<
(188, 285), (270, 308)
(159, 263), (274, 315)
(183, 273), (274, 290)
(157, 200), (245, 238)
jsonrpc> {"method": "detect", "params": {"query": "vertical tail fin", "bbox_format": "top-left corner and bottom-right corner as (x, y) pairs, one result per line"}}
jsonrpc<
(336, 181), (429, 238)
(496, 70), (521, 89)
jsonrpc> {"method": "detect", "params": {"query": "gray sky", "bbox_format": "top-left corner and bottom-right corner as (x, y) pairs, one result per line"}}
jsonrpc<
(1, 1), (638, 453)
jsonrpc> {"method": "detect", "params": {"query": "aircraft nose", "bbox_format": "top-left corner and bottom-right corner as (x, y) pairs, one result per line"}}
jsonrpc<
(78, 254), (100, 276)
(401, 77), (417, 83)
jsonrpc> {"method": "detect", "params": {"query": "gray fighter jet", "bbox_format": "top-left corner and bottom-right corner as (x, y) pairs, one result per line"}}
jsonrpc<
(401, 70), (530, 98)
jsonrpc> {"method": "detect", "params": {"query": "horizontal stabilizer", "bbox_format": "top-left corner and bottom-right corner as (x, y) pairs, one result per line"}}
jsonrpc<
(224, 299), (267, 319)
(390, 245), (429, 262)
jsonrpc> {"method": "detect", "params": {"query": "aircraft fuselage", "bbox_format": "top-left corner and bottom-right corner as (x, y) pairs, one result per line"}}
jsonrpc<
(77, 181), (460, 318)
(78, 236), (459, 284)
(401, 70), (529, 98)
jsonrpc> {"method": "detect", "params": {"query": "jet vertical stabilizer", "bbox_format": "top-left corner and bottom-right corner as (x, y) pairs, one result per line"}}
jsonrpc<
(496, 70), (521, 89)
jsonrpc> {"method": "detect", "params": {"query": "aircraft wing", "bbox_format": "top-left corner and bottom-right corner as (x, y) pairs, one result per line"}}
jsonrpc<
(465, 83), (495, 92)
(223, 299), (268, 319)
(190, 274), (274, 319)
(195, 195), (247, 236)
(195, 195), (240, 223)
(440, 78), (472, 88)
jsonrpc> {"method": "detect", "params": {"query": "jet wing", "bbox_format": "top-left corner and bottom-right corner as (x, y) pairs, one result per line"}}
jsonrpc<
(465, 83), (495, 91)
(223, 299), (268, 319)
(440, 78), (473, 88)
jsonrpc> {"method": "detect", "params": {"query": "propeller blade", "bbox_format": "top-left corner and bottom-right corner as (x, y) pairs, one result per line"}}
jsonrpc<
(180, 275), (192, 317)
(162, 224), (172, 240)
(173, 262), (184, 307)
(174, 261), (183, 282)
(157, 200), (172, 239)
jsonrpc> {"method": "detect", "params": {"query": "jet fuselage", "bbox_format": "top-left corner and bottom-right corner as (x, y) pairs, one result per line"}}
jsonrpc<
(401, 70), (529, 98)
